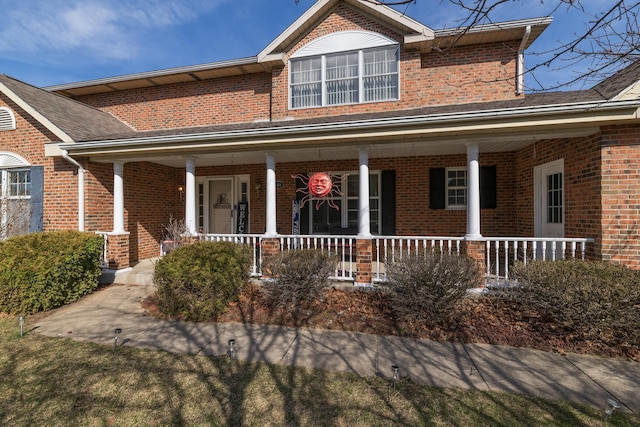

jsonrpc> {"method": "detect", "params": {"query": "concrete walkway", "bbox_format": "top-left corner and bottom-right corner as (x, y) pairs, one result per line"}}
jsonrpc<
(34, 261), (639, 414)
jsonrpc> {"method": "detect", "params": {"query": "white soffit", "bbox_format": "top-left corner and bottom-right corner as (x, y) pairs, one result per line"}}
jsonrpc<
(0, 152), (29, 167)
(291, 31), (397, 58)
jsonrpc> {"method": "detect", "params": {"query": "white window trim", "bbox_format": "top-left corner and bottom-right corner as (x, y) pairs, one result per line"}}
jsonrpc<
(445, 167), (467, 210)
(289, 32), (400, 110)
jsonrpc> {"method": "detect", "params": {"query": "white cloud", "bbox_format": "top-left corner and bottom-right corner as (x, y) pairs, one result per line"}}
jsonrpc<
(0, 0), (226, 60)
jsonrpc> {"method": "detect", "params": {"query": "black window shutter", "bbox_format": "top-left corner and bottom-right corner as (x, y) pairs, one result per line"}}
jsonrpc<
(296, 174), (309, 234)
(29, 166), (44, 233)
(381, 170), (395, 235)
(480, 166), (497, 209)
(429, 168), (445, 209)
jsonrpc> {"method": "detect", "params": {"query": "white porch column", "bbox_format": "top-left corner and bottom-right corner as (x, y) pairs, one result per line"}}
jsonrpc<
(358, 147), (371, 238)
(185, 157), (197, 235)
(113, 160), (126, 234)
(265, 153), (277, 237)
(466, 143), (482, 239)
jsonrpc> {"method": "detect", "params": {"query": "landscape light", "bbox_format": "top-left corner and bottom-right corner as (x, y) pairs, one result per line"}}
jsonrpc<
(19, 316), (24, 337)
(114, 328), (122, 350)
(391, 364), (399, 389)
(604, 398), (620, 421)
(228, 339), (236, 360)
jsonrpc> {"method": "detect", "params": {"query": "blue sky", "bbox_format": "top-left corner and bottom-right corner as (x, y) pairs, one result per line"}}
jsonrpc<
(0, 0), (628, 91)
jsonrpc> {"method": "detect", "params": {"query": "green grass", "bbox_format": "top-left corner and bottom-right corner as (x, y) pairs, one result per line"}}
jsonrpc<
(1, 317), (638, 426)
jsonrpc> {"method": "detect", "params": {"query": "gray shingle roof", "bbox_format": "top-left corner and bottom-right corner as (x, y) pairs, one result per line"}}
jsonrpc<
(0, 74), (133, 141)
(592, 60), (640, 99)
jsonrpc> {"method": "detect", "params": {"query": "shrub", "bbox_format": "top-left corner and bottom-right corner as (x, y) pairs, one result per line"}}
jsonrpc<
(261, 249), (338, 314)
(0, 231), (104, 315)
(385, 252), (482, 325)
(511, 259), (640, 346)
(153, 241), (252, 321)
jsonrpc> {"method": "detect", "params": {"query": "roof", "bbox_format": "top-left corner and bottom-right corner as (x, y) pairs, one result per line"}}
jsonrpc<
(592, 60), (640, 99)
(0, 75), (133, 142)
(44, 0), (550, 97)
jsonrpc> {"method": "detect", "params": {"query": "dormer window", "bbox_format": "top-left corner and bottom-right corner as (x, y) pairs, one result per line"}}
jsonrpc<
(290, 31), (399, 109)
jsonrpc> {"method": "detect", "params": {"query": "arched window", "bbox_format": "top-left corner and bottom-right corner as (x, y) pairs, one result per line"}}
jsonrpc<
(0, 107), (16, 131)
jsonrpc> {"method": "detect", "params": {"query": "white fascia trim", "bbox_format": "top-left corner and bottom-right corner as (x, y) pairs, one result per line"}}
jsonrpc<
(434, 16), (552, 37)
(0, 81), (74, 143)
(257, 0), (434, 62)
(61, 99), (640, 152)
(44, 57), (259, 92)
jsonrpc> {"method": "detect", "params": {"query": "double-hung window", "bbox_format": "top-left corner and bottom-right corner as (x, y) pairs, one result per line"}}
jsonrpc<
(291, 45), (399, 109)
(446, 168), (467, 209)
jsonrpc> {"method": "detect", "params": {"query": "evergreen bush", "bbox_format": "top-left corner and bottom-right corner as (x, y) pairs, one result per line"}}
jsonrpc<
(0, 231), (104, 314)
(153, 240), (252, 321)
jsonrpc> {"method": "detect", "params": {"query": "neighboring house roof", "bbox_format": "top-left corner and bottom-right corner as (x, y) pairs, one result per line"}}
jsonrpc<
(593, 59), (640, 100)
(0, 74), (133, 141)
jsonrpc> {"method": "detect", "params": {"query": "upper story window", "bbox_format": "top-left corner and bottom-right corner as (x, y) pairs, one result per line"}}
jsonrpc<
(0, 107), (16, 131)
(290, 31), (399, 109)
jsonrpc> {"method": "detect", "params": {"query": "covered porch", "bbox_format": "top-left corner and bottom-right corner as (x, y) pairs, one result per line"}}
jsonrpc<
(63, 99), (631, 285)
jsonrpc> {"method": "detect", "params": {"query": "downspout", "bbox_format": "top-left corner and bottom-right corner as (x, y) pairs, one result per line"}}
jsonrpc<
(61, 150), (85, 232)
(516, 25), (531, 96)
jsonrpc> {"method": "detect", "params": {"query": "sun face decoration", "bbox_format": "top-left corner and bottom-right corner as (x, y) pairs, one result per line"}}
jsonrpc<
(292, 171), (346, 210)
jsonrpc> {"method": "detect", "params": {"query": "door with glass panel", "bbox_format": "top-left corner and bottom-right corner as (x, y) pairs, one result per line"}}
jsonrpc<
(534, 159), (564, 259)
(1, 168), (31, 239)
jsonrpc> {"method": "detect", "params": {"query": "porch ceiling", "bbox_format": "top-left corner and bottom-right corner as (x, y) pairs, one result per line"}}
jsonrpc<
(85, 125), (599, 168)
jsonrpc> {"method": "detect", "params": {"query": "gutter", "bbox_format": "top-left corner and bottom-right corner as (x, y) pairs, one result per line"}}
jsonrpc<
(61, 150), (85, 232)
(60, 98), (640, 151)
(516, 25), (532, 95)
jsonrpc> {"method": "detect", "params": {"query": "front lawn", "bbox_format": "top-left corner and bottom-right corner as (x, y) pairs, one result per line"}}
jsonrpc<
(1, 316), (638, 426)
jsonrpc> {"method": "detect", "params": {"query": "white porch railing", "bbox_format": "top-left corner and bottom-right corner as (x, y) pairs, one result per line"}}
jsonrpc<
(372, 236), (464, 282)
(199, 233), (263, 277)
(184, 234), (594, 285)
(484, 237), (594, 286)
(278, 235), (357, 281)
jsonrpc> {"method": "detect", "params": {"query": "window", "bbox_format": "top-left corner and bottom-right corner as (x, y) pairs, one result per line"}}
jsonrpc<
(546, 172), (563, 224)
(429, 167), (497, 210)
(1, 168), (31, 238)
(446, 168), (467, 209)
(290, 46), (399, 109)
(307, 171), (381, 234)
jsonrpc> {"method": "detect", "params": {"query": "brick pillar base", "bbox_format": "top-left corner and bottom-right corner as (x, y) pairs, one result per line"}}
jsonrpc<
(462, 239), (486, 277)
(260, 238), (281, 278)
(355, 238), (373, 287)
(106, 232), (130, 270)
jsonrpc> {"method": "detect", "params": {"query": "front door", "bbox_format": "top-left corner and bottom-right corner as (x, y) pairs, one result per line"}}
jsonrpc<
(534, 159), (564, 259)
(209, 178), (234, 234)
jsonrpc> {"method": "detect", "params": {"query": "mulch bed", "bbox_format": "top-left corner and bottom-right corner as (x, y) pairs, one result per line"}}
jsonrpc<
(142, 284), (640, 363)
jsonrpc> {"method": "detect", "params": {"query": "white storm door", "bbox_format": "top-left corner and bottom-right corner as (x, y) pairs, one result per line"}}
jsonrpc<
(534, 159), (564, 259)
(208, 178), (234, 234)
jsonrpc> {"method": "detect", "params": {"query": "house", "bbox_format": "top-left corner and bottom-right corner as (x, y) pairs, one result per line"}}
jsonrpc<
(1, 0), (639, 286)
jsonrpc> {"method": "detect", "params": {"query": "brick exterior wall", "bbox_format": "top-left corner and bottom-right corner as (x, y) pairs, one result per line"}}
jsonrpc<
(599, 124), (640, 267)
(76, 73), (273, 131)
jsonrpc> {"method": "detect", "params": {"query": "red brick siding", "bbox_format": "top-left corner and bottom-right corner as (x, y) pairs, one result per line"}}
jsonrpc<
(76, 73), (272, 131)
(599, 124), (640, 267)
